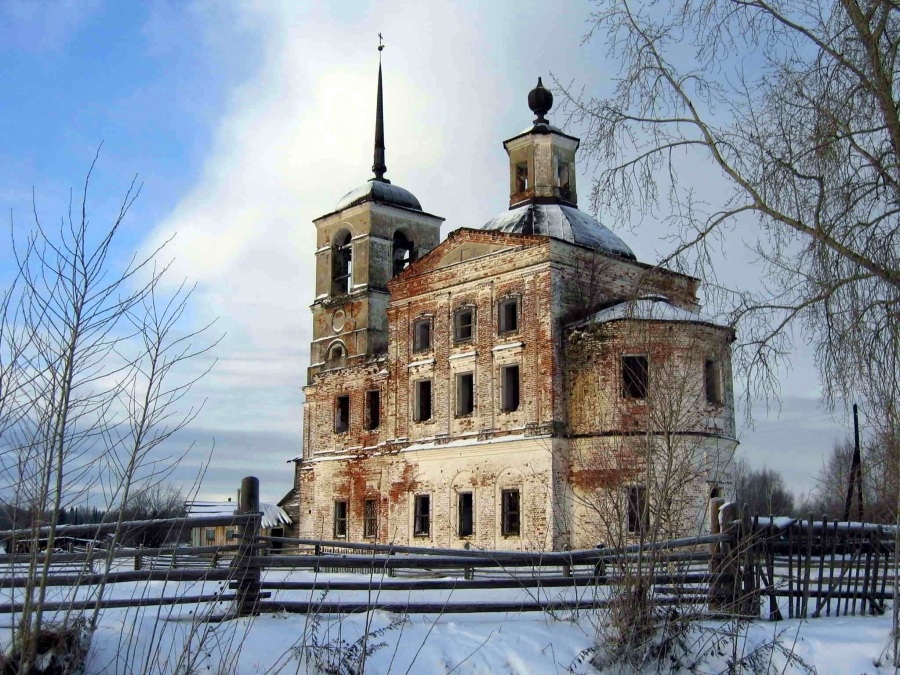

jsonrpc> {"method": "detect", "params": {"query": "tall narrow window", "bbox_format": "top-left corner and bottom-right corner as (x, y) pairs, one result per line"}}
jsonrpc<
(454, 308), (474, 343)
(413, 318), (432, 353)
(414, 380), (432, 422)
(364, 498), (378, 538)
(414, 494), (430, 537)
(498, 298), (519, 334)
(458, 492), (474, 537)
(392, 231), (415, 277)
(500, 365), (520, 412)
(333, 500), (348, 538)
(515, 162), (529, 192)
(501, 489), (520, 536)
(626, 486), (649, 535)
(335, 395), (350, 433)
(455, 372), (475, 416)
(205, 528), (215, 543)
(332, 231), (352, 295)
(705, 359), (723, 405)
(622, 355), (648, 399)
(365, 390), (381, 430)
(557, 159), (571, 198)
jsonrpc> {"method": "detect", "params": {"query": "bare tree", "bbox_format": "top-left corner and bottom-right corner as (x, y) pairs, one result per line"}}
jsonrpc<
(0, 155), (215, 669)
(732, 458), (795, 516)
(558, 0), (899, 428)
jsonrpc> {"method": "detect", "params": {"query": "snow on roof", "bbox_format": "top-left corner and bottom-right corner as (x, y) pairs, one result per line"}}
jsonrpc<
(185, 501), (292, 529)
(480, 203), (636, 259)
(574, 295), (724, 328)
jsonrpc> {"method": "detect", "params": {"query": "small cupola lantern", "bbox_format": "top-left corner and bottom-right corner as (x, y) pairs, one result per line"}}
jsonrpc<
(503, 78), (580, 209)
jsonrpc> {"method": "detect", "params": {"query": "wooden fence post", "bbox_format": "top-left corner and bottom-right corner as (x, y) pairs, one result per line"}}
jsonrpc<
(232, 476), (262, 617)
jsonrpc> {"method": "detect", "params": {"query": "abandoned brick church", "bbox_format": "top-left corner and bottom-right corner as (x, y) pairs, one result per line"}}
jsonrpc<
(280, 64), (737, 551)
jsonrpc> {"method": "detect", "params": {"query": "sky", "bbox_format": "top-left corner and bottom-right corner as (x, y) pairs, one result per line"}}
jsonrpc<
(0, 0), (854, 504)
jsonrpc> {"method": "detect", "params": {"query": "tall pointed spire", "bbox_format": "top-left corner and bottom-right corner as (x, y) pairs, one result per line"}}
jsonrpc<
(372, 35), (388, 182)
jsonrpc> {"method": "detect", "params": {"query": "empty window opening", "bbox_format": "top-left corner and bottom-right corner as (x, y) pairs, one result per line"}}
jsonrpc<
(454, 308), (474, 342)
(500, 365), (520, 412)
(333, 501), (348, 538)
(335, 395), (350, 433)
(622, 355), (648, 399)
(392, 231), (415, 277)
(705, 359), (723, 405)
(501, 489), (520, 536)
(327, 342), (346, 365)
(414, 380), (432, 422)
(225, 529), (236, 541)
(205, 528), (215, 543)
(627, 485), (649, 535)
(270, 527), (284, 551)
(515, 162), (529, 192)
(458, 492), (474, 537)
(557, 159), (571, 196)
(414, 494), (430, 537)
(709, 487), (722, 499)
(364, 498), (378, 538)
(413, 318), (432, 353)
(332, 231), (352, 295)
(456, 372), (475, 416)
(498, 298), (519, 334)
(365, 390), (381, 430)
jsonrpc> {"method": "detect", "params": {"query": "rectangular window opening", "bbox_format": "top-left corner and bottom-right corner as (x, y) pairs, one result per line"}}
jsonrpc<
(622, 355), (648, 399)
(455, 372), (475, 416)
(225, 529), (235, 541)
(557, 160), (571, 193)
(334, 500), (348, 538)
(627, 486), (649, 535)
(335, 395), (350, 433)
(458, 492), (474, 537)
(413, 318), (432, 352)
(205, 528), (215, 542)
(498, 298), (519, 334)
(501, 489), (520, 536)
(705, 359), (723, 405)
(365, 390), (381, 430)
(515, 162), (529, 192)
(500, 365), (520, 412)
(414, 380), (432, 422)
(414, 494), (430, 537)
(364, 498), (378, 539)
(454, 308), (474, 343)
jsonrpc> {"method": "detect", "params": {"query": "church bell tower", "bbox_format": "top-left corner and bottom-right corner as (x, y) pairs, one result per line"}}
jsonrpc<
(308, 44), (444, 382)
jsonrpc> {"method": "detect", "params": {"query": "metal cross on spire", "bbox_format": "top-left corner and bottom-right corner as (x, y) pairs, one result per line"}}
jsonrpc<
(373, 34), (388, 182)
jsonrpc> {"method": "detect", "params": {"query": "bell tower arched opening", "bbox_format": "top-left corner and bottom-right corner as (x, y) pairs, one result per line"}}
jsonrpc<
(392, 230), (415, 277)
(332, 230), (353, 295)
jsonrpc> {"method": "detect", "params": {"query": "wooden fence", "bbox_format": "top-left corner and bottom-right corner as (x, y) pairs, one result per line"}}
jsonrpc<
(0, 479), (895, 621)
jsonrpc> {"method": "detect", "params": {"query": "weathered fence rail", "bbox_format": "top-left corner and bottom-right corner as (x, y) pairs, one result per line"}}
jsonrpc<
(2, 481), (896, 622)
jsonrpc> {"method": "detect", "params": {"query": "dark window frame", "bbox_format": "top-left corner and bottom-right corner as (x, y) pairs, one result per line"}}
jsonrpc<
(498, 297), (520, 335)
(412, 317), (432, 353)
(515, 161), (529, 192)
(335, 394), (350, 433)
(500, 364), (521, 412)
(413, 494), (431, 537)
(205, 528), (216, 542)
(455, 371), (475, 417)
(392, 230), (416, 277)
(453, 306), (475, 343)
(413, 380), (433, 422)
(626, 485), (649, 535)
(364, 390), (381, 430)
(331, 230), (353, 295)
(458, 491), (474, 538)
(333, 500), (348, 538)
(501, 489), (521, 536)
(622, 355), (649, 399)
(704, 359), (723, 405)
(364, 498), (378, 539)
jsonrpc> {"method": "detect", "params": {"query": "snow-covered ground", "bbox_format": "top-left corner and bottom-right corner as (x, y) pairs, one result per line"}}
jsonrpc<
(1, 568), (897, 673)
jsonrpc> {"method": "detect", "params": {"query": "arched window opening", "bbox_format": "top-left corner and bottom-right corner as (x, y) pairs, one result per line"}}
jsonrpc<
(332, 231), (352, 295)
(326, 341), (347, 367)
(392, 231), (415, 277)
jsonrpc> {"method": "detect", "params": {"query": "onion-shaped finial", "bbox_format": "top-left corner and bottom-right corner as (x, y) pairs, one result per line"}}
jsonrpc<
(527, 77), (553, 124)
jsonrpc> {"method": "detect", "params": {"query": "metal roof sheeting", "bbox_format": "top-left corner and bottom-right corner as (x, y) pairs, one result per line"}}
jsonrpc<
(335, 179), (422, 212)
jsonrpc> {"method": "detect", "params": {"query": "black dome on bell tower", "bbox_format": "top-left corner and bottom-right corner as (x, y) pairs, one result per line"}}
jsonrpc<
(527, 77), (553, 124)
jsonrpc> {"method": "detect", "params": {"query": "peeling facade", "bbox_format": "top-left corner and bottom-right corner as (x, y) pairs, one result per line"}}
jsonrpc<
(283, 76), (737, 551)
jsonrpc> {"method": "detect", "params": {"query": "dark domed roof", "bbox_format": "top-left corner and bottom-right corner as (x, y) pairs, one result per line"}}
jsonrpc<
(335, 179), (422, 212)
(480, 202), (635, 259)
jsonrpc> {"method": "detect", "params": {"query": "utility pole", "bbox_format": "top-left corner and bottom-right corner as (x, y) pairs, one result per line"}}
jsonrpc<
(843, 403), (864, 521)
